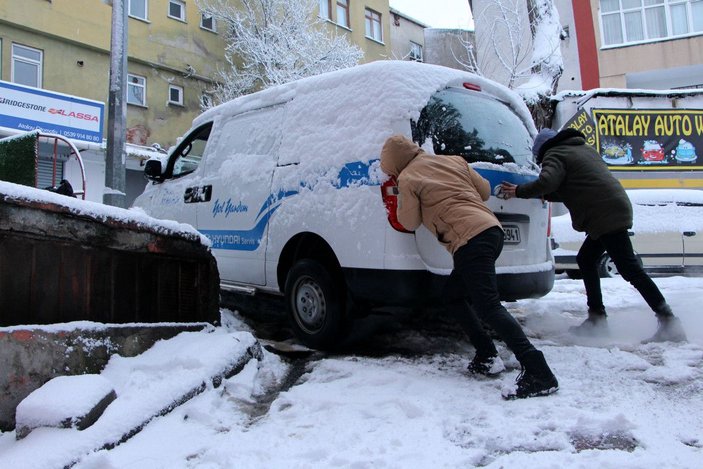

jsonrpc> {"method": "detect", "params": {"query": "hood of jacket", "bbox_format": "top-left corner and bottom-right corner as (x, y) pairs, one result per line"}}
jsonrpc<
(535, 128), (585, 164)
(380, 135), (424, 176)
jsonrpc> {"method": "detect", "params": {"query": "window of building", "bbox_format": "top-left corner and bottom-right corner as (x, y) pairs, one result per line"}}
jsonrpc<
(409, 41), (423, 62)
(319, 0), (331, 20)
(336, 0), (350, 28)
(169, 84), (184, 106)
(600, 0), (703, 47)
(168, 0), (186, 21)
(365, 8), (383, 42)
(127, 74), (147, 106)
(12, 44), (42, 88)
(200, 93), (213, 109)
(201, 13), (216, 31)
(129, 0), (148, 20)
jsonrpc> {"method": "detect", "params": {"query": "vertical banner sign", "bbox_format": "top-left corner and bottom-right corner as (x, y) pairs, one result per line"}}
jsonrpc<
(0, 80), (104, 144)
(562, 108), (597, 147)
(591, 108), (703, 170)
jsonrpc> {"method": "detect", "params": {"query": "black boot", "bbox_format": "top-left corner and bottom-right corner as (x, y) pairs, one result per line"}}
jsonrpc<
(503, 350), (558, 400)
(467, 353), (505, 376)
(569, 308), (609, 337)
(643, 304), (687, 343)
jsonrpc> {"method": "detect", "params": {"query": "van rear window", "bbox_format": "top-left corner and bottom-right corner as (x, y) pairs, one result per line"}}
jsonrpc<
(411, 88), (533, 167)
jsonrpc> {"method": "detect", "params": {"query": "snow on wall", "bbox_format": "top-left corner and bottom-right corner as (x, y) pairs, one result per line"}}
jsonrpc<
(0, 180), (209, 246)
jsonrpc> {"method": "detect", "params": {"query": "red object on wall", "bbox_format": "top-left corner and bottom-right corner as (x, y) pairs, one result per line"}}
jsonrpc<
(572, 0), (600, 90)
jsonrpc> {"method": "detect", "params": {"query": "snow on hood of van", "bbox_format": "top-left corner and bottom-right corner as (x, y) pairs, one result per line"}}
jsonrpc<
(193, 61), (537, 172)
(0, 181), (210, 246)
(552, 189), (703, 243)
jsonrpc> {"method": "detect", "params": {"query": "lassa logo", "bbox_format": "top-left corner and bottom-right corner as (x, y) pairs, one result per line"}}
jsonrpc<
(48, 108), (99, 122)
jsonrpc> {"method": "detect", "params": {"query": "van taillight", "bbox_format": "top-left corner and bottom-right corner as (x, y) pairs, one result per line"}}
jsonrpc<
(381, 177), (412, 233)
(463, 82), (482, 91)
(547, 203), (552, 237)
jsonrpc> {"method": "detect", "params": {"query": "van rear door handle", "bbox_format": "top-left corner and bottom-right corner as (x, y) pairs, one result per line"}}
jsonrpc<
(184, 185), (212, 203)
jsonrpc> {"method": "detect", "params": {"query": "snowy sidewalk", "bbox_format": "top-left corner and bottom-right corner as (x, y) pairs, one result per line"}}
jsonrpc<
(0, 329), (262, 468)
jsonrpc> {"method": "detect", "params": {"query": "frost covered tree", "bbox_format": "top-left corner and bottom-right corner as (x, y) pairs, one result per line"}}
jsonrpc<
(196, 0), (363, 106)
(469, 0), (564, 114)
(466, 0), (565, 127)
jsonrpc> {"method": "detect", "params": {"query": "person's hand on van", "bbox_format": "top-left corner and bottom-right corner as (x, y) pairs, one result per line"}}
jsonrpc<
(499, 181), (517, 199)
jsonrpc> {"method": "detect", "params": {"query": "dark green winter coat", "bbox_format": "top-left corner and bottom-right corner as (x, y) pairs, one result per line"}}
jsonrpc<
(516, 128), (632, 240)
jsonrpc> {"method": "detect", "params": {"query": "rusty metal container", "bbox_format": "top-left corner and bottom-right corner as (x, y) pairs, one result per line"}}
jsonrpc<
(0, 188), (220, 326)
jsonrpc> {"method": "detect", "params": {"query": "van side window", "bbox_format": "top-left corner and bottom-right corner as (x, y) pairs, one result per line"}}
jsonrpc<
(169, 123), (212, 178)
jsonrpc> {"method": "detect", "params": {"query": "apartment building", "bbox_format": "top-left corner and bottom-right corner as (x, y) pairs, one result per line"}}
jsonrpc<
(0, 0), (392, 204)
(469, 0), (703, 189)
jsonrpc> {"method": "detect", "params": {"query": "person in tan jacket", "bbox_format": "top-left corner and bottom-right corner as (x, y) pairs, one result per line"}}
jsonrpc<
(380, 134), (558, 399)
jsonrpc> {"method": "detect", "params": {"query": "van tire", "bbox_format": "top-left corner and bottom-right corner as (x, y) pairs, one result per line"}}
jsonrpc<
(597, 254), (619, 278)
(285, 259), (350, 350)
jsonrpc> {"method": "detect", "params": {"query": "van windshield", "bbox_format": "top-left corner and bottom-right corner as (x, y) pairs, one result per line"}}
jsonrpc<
(411, 88), (533, 167)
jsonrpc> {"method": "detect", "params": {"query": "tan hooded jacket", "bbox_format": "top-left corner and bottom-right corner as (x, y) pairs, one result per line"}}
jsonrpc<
(380, 135), (501, 254)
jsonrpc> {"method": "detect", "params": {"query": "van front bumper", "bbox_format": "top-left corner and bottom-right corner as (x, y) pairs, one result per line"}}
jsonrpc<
(342, 267), (555, 306)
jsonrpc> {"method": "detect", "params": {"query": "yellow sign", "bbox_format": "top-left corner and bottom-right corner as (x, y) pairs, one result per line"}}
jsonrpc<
(592, 109), (703, 171)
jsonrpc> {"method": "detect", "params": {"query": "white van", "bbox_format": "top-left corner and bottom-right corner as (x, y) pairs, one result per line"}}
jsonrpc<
(133, 61), (554, 349)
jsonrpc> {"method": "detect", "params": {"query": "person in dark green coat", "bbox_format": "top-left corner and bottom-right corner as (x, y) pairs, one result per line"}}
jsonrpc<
(500, 128), (686, 343)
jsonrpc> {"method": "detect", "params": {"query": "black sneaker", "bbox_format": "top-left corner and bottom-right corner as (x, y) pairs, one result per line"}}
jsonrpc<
(642, 316), (687, 343)
(467, 354), (505, 376)
(569, 314), (609, 337)
(503, 367), (559, 400)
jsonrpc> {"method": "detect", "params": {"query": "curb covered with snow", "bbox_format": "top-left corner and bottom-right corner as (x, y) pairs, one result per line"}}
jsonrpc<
(0, 329), (262, 468)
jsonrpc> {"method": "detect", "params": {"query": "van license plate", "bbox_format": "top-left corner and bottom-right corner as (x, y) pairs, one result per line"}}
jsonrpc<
(503, 225), (520, 244)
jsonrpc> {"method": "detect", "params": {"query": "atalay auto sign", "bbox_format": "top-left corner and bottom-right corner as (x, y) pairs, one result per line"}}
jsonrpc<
(0, 80), (104, 144)
(564, 108), (703, 170)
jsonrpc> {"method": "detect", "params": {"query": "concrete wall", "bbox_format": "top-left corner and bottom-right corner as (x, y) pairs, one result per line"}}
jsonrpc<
(424, 29), (475, 71)
(0, 324), (208, 431)
(388, 8), (426, 60)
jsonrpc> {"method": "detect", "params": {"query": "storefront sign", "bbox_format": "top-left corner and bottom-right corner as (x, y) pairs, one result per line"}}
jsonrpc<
(0, 80), (104, 144)
(591, 108), (703, 170)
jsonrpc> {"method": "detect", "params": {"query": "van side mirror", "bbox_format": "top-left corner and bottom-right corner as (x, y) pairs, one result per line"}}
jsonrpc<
(144, 159), (164, 181)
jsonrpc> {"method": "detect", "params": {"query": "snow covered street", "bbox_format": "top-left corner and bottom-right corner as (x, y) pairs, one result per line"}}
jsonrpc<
(1, 275), (702, 468)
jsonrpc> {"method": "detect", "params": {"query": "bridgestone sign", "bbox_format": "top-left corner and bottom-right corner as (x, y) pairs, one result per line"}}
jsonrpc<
(0, 80), (104, 144)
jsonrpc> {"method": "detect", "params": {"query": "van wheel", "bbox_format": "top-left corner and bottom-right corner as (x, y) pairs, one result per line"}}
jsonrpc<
(597, 253), (643, 278)
(597, 254), (619, 278)
(285, 259), (350, 350)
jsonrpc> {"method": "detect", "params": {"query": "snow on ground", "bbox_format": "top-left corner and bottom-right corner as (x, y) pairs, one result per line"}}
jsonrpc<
(1, 276), (702, 468)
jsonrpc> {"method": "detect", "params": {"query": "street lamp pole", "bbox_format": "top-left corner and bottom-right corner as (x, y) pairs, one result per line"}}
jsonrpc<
(104, 0), (128, 207)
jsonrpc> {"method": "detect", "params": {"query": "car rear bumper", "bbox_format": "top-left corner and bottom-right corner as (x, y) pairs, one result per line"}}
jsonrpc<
(343, 267), (555, 305)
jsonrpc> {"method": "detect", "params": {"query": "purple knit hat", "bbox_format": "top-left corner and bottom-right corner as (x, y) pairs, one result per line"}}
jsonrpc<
(532, 128), (558, 156)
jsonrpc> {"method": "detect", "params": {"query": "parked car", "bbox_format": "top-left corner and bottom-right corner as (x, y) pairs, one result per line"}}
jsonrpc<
(133, 61), (555, 349)
(553, 189), (703, 278)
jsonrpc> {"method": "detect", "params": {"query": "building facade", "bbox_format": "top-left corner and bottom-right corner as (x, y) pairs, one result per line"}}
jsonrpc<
(388, 7), (426, 60)
(552, 0), (703, 90)
(0, 0), (392, 205)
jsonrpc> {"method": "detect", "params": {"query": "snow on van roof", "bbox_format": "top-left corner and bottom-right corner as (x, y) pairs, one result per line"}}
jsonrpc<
(194, 61), (537, 170)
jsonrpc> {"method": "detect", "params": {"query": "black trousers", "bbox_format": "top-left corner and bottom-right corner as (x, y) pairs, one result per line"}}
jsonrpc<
(444, 226), (537, 362)
(576, 229), (665, 312)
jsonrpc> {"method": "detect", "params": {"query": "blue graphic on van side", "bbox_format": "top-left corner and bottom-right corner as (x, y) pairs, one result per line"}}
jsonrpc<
(199, 160), (538, 251)
(476, 168), (538, 190)
(202, 189), (298, 251)
(336, 161), (375, 188)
